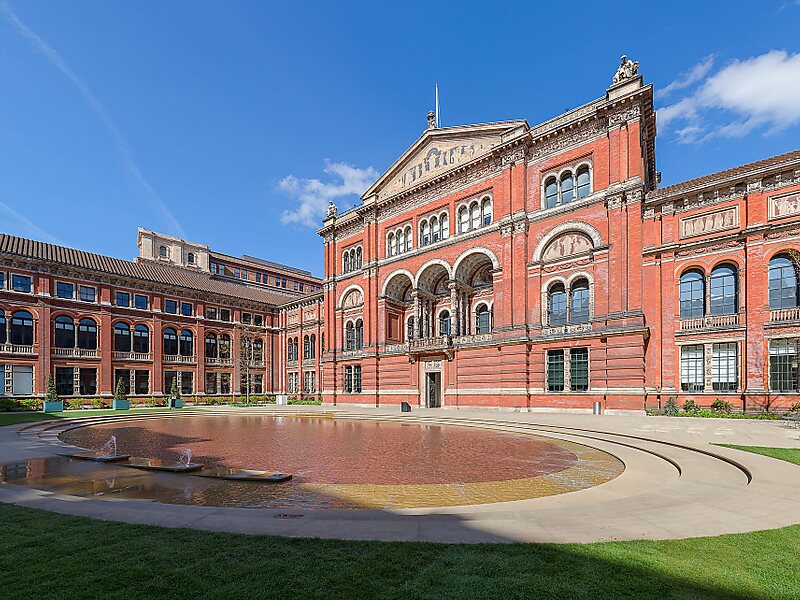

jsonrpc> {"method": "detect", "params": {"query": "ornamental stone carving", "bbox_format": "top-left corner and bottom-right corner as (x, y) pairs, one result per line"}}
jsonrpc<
(608, 105), (641, 127)
(327, 201), (338, 218)
(679, 206), (739, 239)
(612, 55), (639, 85)
(530, 119), (605, 161)
(341, 288), (364, 309)
(770, 192), (800, 220)
(501, 148), (526, 167)
(542, 233), (593, 262)
(606, 194), (623, 210)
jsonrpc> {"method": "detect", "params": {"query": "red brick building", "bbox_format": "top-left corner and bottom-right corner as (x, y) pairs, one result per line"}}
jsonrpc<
(318, 67), (800, 413)
(3, 63), (800, 414)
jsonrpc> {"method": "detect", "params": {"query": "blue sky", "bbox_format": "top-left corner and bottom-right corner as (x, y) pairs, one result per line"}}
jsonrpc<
(1, 1), (799, 277)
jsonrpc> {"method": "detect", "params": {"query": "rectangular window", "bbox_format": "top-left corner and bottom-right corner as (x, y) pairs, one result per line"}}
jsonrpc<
(288, 372), (298, 394)
(220, 372), (231, 394)
(56, 282), (74, 299)
(205, 372), (217, 395)
(79, 368), (97, 395)
(220, 308), (231, 322)
(234, 268), (240, 278)
(134, 294), (149, 310)
(12, 365), (33, 396)
(55, 366), (73, 396)
(712, 343), (738, 392)
(181, 372), (193, 395)
(114, 369), (131, 395)
(293, 281), (299, 290)
(206, 306), (218, 320)
(12, 274), (32, 293)
(181, 302), (193, 317)
(547, 350), (565, 392)
(164, 370), (177, 394)
(570, 348), (589, 391)
(299, 283), (304, 292)
(254, 314), (263, 327)
(769, 339), (798, 392)
(680, 345), (705, 392)
(0, 272), (5, 289)
(115, 291), (130, 307)
(134, 370), (149, 395)
(210, 262), (218, 275)
(164, 300), (178, 314)
(241, 312), (252, 324)
(79, 285), (96, 302)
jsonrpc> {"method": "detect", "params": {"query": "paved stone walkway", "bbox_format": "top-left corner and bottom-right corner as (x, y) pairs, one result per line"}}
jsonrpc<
(1, 406), (799, 544)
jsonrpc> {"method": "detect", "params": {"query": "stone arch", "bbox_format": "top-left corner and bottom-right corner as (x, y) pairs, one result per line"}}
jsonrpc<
(532, 221), (603, 262)
(452, 247), (500, 276)
(338, 284), (365, 309)
(381, 268), (415, 297)
(414, 259), (453, 288)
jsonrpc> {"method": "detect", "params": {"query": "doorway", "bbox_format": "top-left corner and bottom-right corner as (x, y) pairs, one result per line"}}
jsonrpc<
(425, 372), (442, 408)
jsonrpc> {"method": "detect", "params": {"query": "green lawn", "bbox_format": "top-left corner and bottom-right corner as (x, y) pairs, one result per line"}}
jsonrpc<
(0, 503), (797, 599)
(0, 407), (189, 428)
(717, 444), (800, 466)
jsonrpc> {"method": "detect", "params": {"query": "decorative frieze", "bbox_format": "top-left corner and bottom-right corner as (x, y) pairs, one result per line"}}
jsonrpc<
(542, 233), (593, 262)
(501, 147), (526, 167)
(608, 105), (641, 127)
(679, 206), (739, 239)
(770, 191), (800, 220)
(530, 118), (605, 162)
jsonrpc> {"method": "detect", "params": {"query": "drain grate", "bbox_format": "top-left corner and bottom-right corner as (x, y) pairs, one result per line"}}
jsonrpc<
(273, 513), (304, 519)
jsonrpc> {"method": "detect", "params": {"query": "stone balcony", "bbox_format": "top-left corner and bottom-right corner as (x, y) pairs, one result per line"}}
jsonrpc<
(163, 354), (196, 364)
(453, 333), (494, 346)
(769, 307), (800, 323)
(679, 313), (741, 331)
(52, 347), (97, 358)
(0, 344), (35, 356)
(205, 357), (233, 366)
(409, 336), (452, 353)
(113, 351), (151, 361)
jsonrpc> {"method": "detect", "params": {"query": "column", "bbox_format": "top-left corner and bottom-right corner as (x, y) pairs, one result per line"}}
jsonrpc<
(449, 282), (459, 336)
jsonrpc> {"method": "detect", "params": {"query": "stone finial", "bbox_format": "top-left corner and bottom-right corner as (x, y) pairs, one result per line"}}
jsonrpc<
(427, 110), (437, 129)
(612, 54), (639, 85)
(326, 200), (338, 219)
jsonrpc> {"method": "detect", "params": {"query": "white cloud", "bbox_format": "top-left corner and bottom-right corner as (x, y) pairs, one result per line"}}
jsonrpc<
(0, 1), (186, 238)
(657, 55), (715, 98)
(280, 161), (378, 228)
(657, 50), (800, 143)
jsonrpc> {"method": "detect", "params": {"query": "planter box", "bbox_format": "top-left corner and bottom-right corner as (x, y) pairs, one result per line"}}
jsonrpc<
(43, 400), (64, 413)
(112, 399), (130, 410)
(168, 398), (184, 409)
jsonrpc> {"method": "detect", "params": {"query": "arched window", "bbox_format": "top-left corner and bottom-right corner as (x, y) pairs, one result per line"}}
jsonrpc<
(310, 334), (316, 359)
(0, 313), (6, 345)
(396, 230), (405, 255)
(187, 252), (195, 264)
(470, 202), (480, 230)
(560, 173), (575, 204)
(407, 316), (415, 341)
(404, 226), (412, 251)
(439, 310), (451, 336)
(205, 332), (218, 358)
(303, 335), (311, 359)
(356, 247), (362, 269)
(345, 322), (355, 351)
(159, 245), (168, 258)
(113, 322), (131, 352)
(10, 311), (33, 346)
(179, 330), (193, 356)
(545, 177), (558, 209)
(549, 283), (567, 326)
(576, 166), (591, 199)
(475, 304), (491, 334)
(459, 206), (469, 233)
(343, 252), (350, 273)
(570, 279), (591, 324)
(77, 318), (97, 350)
(441, 214), (449, 239)
(253, 338), (264, 361)
(355, 319), (364, 350)
(482, 198), (493, 226)
(387, 233), (396, 257)
(133, 324), (150, 354)
(769, 255), (799, 310)
(431, 217), (439, 243)
(163, 327), (178, 356)
(421, 221), (431, 246)
(710, 265), (737, 315)
(679, 270), (705, 319)
(54, 315), (75, 348)
(219, 334), (231, 360)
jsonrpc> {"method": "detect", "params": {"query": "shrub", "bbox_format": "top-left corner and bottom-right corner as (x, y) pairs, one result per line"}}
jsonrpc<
(18, 398), (42, 411)
(0, 398), (20, 411)
(90, 398), (105, 409)
(65, 398), (84, 410)
(711, 398), (734, 414)
(682, 399), (698, 413)
(789, 402), (800, 414)
(663, 396), (679, 416)
(45, 376), (59, 405)
(288, 397), (323, 406)
(114, 378), (127, 403)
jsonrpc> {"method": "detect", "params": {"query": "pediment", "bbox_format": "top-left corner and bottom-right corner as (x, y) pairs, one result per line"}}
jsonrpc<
(364, 121), (528, 202)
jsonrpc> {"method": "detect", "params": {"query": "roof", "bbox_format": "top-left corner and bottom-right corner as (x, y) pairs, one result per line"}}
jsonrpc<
(650, 149), (800, 199)
(0, 234), (299, 307)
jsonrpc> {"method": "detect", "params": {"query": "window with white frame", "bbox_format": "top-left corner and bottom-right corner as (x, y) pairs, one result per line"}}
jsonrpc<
(457, 196), (493, 234)
(386, 225), (413, 257)
(56, 282), (74, 299)
(769, 339), (798, 392)
(543, 164), (592, 209)
(342, 245), (363, 274)
(712, 342), (738, 392)
(680, 345), (705, 392)
(419, 210), (450, 247)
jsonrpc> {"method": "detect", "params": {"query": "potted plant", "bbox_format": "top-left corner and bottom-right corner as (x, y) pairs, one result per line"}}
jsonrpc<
(168, 378), (183, 409)
(112, 377), (130, 410)
(42, 376), (63, 413)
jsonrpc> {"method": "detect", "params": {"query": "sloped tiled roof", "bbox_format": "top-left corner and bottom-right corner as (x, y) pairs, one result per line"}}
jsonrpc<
(650, 150), (800, 199)
(0, 234), (298, 306)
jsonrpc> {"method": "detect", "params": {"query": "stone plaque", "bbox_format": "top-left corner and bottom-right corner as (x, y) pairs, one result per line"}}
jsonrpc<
(770, 192), (800, 220)
(679, 206), (738, 239)
(541, 233), (593, 262)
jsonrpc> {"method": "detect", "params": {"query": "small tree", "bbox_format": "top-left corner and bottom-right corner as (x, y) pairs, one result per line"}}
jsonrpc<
(114, 377), (127, 403)
(45, 376), (58, 404)
(237, 323), (263, 406)
(170, 377), (180, 403)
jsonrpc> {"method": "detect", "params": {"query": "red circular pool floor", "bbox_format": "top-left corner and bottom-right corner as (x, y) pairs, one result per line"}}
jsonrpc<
(62, 415), (580, 485)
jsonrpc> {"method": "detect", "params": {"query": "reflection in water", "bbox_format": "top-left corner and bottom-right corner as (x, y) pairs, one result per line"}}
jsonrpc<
(4, 416), (624, 509)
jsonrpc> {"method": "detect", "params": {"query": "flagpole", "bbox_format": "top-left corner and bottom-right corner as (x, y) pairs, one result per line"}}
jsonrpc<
(435, 83), (440, 127)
